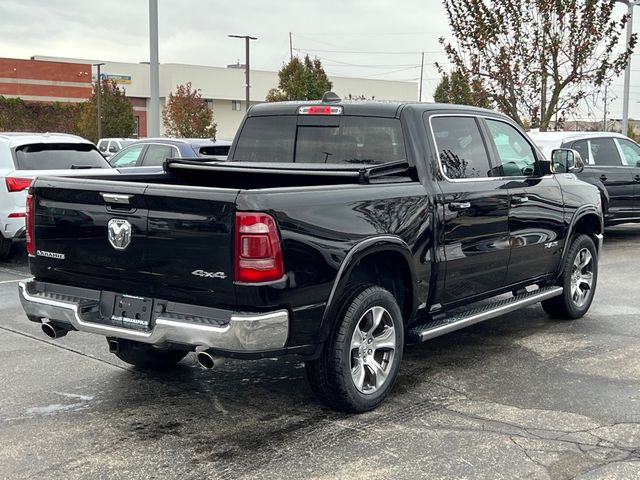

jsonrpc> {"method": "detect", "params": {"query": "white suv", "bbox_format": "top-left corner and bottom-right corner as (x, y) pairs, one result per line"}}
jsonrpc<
(0, 133), (114, 259)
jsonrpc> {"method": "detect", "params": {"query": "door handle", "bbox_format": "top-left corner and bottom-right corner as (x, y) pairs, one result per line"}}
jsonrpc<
(600, 175), (608, 182)
(634, 174), (640, 182)
(448, 201), (471, 211)
(101, 193), (132, 205)
(511, 195), (529, 205)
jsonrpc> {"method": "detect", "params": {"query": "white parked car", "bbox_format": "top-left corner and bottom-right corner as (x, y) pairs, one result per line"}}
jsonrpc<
(0, 132), (114, 259)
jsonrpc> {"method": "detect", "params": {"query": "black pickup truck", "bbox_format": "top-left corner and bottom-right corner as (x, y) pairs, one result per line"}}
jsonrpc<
(19, 98), (603, 412)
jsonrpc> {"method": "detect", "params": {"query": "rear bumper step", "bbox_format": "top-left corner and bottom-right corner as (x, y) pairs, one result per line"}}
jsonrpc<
(408, 286), (563, 343)
(19, 280), (289, 353)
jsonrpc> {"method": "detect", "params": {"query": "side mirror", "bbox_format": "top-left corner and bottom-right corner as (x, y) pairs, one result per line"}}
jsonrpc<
(551, 148), (584, 174)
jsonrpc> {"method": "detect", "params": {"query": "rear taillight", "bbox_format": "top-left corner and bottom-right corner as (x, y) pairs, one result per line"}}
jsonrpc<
(25, 193), (35, 256)
(235, 212), (284, 283)
(5, 177), (33, 192)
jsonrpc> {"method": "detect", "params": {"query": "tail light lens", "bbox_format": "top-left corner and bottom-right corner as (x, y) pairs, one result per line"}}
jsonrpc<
(235, 212), (284, 283)
(5, 177), (33, 192)
(25, 192), (35, 256)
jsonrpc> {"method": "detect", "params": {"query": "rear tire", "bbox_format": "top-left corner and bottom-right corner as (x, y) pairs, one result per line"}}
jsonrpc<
(305, 285), (404, 413)
(542, 234), (598, 319)
(0, 236), (11, 260)
(108, 338), (188, 369)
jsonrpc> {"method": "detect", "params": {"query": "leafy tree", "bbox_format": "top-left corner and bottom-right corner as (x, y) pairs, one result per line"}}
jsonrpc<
(0, 96), (83, 135)
(440, 0), (636, 130)
(162, 82), (216, 138)
(77, 79), (136, 142)
(266, 55), (333, 101)
(433, 70), (490, 108)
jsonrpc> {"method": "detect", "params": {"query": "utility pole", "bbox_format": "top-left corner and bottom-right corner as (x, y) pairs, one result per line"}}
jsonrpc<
(615, 0), (640, 137)
(289, 32), (293, 60)
(148, 0), (160, 137)
(603, 83), (608, 132)
(229, 34), (257, 111)
(419, 52), (424, 102)
(93, 63), (105, 140)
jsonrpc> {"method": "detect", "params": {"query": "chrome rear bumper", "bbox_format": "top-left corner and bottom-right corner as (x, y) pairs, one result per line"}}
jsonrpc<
(19, 280), (289, 353)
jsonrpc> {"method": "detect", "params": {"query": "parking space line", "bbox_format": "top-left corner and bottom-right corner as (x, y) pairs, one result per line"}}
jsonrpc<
(0, 278), (30, 285)
(0, 266), (29, 276)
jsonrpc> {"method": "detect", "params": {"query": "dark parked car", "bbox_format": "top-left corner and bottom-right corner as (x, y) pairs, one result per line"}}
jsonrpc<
(20, 98), (603, 412)
(108, 138), (231, 172)
(529, 132), (640, 226)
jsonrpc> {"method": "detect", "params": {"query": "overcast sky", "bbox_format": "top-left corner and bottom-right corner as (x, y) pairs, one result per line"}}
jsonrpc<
(2, 0), (639, 120)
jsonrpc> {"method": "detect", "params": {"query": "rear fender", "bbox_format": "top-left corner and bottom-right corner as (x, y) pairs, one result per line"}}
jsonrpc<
(318, 235), (417, 343)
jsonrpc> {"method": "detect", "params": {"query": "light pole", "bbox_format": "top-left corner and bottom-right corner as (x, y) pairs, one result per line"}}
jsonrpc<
(148, 0), (160, 137)
(615, 0), (640, 137)
(228, 34), (257, 111)
(93, 63), (105, 140)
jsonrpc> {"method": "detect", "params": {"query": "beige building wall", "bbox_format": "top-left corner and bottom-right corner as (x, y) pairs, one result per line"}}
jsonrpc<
(33, 56), (418, 140)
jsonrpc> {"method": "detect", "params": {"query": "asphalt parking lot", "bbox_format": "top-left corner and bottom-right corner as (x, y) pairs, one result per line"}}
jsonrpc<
(1, 227), (639, 480)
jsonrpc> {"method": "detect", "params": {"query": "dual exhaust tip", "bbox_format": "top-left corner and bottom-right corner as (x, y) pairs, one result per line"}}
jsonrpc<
(196, 349), (224, 369)
(41, 321), (70, 339)
(40, 321), (223, 370)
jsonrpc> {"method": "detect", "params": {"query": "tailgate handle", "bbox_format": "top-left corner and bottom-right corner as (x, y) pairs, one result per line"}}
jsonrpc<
(101, 193), (133, 205)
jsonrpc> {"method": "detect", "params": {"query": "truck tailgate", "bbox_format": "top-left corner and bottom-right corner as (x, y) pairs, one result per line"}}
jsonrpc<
(145, 185), (238, 308)
(34, 178), (152, 293)
(32, 178), (240, 307)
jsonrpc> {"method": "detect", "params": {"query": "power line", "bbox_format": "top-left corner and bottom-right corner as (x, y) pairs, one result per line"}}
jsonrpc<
(294, 47), (444, 55)
(292, 31), (449, 36)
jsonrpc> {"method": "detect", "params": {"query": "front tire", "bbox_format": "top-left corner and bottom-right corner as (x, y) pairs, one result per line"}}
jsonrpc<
(306, 285), (404, 413)
(108, 338), (188, 369)
(542, 234), (598, 319)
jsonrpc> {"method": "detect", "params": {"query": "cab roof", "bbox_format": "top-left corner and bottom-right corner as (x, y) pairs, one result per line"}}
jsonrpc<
(247, 100), (498, 118)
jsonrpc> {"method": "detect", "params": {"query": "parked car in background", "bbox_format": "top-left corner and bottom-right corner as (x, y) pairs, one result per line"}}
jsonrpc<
(107, 138), (232, 172)
(0, 132), (114, 259)
(529, 131), (640, 226)
(96, 138), (137, 159)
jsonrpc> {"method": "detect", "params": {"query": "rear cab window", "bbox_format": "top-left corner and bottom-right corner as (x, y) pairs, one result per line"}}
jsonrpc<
(233, 115), (406, 165)
(13, 143), (111, 170)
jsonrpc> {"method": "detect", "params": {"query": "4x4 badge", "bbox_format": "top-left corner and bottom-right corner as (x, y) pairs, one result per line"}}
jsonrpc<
(108, 219), (132, 250)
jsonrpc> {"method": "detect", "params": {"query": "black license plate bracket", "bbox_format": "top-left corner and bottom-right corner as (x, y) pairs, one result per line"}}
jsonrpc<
(111, 294), (154, 330)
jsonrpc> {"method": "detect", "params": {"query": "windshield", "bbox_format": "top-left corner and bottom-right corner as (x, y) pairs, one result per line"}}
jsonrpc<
(233, 115), (406, 164)
(14, 143), (111, 170)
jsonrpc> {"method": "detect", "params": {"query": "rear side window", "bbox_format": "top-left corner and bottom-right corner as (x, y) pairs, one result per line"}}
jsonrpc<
(14, 143), (110, 170)
(233, 115), (406, 164)
(590, 138), (622, 166)
(143, 144), (177, 166)
(430, 116), (491, 179)
(199, 145), (231, 156)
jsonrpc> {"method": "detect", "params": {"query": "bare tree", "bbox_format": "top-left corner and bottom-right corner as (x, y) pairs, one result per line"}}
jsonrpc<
(440, 0), (636, 130)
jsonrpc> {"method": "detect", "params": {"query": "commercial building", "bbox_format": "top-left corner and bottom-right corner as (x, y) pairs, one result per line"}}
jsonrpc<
(1, 56), (418, 140)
